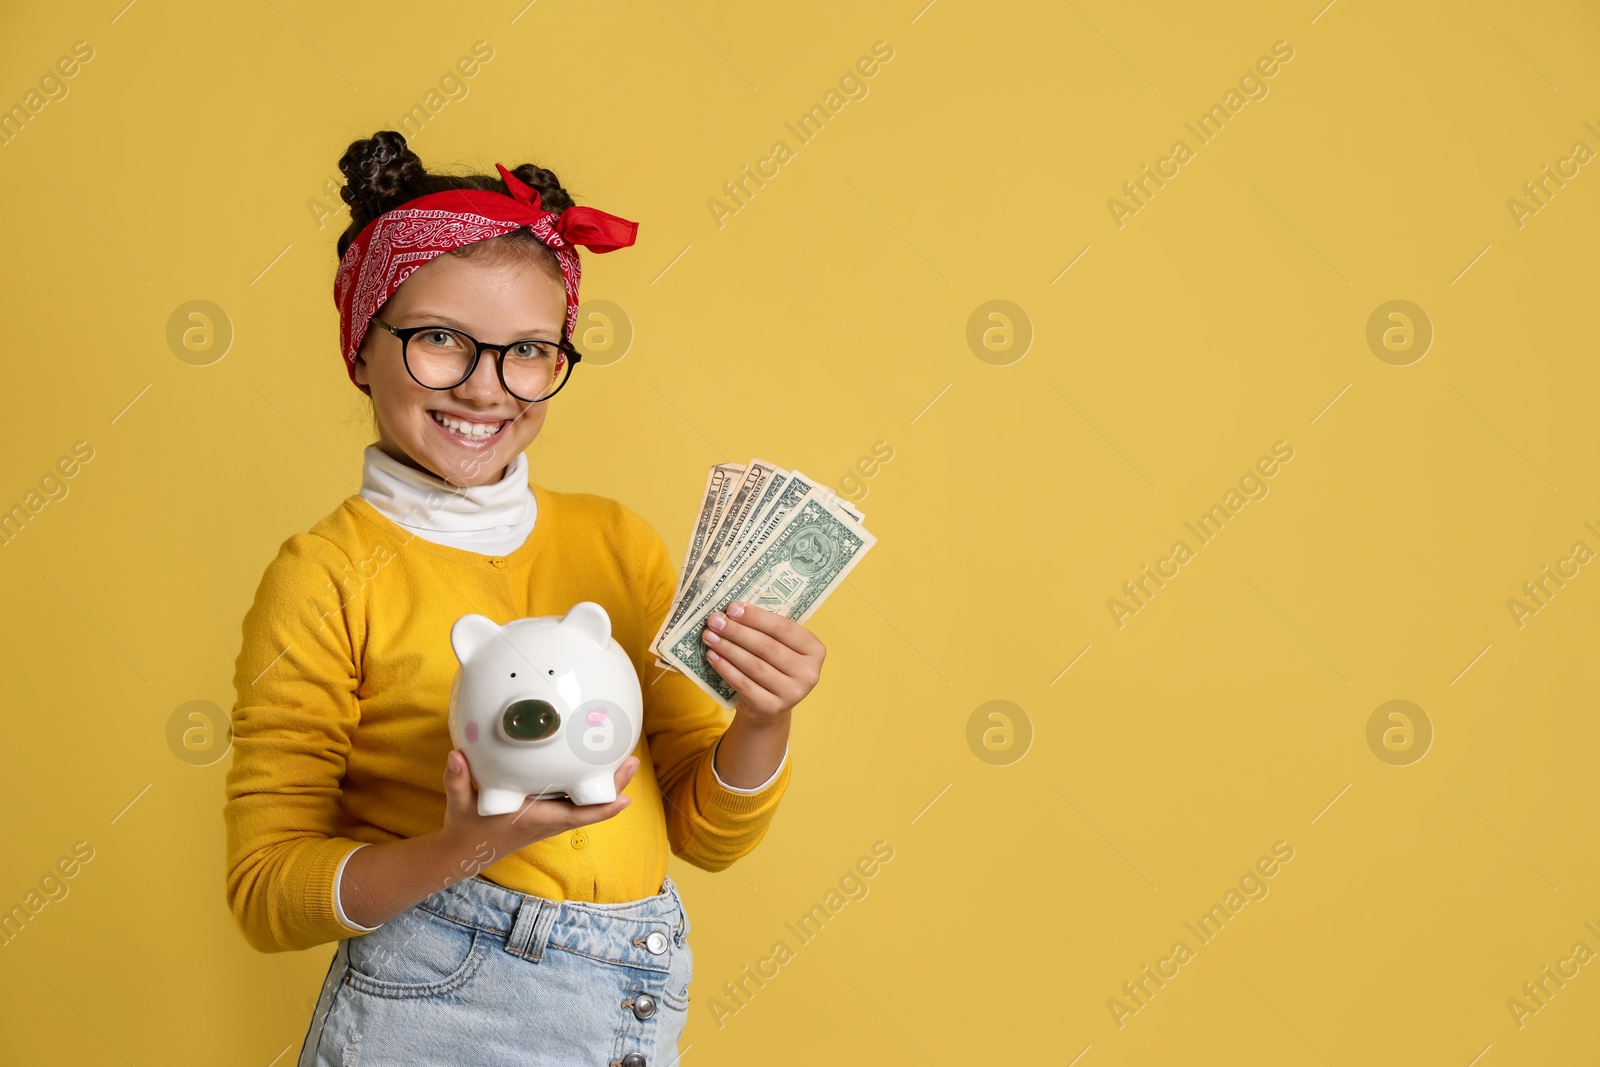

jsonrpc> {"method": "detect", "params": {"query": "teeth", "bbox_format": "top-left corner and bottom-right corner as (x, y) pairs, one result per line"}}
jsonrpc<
(431, 411), (504, 439)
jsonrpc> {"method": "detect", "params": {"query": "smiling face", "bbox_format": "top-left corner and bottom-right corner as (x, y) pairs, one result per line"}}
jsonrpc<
(351, 242), (568, 487)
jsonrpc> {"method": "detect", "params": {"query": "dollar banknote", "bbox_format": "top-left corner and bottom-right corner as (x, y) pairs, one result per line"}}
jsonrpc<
(653, 462), (744, 667)
(650, 458), (780, 661)
(650, 474), (876, 709)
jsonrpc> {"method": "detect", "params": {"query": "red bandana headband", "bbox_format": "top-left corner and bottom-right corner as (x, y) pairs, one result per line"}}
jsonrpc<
(333, 162), (639, 392)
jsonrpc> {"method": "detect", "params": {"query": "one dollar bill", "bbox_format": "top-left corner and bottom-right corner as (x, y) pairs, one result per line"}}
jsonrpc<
(657, 489), (876, 709)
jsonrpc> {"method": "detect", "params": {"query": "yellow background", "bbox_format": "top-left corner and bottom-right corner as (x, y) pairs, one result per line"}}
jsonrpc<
(2, 0), (1597, 1063)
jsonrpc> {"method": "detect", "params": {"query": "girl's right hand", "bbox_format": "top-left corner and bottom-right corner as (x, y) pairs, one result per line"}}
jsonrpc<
(438, 749), (640, 863)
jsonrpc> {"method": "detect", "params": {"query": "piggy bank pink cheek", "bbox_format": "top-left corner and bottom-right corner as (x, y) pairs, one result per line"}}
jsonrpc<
(587, 711), (608, 725)
(465, 720), (479, 744)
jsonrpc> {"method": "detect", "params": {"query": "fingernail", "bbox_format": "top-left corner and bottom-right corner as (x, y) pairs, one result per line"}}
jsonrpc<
(729, 603), (745, 618)
(709, 613), (726, 630)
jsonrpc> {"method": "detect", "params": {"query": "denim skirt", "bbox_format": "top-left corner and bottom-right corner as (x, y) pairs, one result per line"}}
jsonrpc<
(295, 873), (693, 1066)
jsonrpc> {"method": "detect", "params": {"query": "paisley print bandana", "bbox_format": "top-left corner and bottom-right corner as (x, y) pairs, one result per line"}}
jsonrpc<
(334, 162), (638, 392)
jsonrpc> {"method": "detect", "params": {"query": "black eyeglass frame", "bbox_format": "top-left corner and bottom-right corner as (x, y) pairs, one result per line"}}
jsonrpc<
(369, 315), (582, 402)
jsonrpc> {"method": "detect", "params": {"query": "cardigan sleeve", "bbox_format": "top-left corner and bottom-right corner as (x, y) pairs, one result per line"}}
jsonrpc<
(622, 505), (794, 871)
(222, 532), (380, 953)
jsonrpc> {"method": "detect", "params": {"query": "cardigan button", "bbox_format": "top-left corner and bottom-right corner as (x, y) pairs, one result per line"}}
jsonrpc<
(488, 557), (506, 568)
(570, 829), (588, 849)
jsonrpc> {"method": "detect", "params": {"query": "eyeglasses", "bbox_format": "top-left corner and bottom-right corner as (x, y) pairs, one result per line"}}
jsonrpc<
(369, 315), (581, 402)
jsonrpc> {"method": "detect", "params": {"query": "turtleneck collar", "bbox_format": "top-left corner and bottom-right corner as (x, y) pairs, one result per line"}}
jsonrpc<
(358, 444), (536, 556)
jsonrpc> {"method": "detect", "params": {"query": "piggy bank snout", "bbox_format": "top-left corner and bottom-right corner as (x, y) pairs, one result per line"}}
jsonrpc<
(500, 697), (562, 742)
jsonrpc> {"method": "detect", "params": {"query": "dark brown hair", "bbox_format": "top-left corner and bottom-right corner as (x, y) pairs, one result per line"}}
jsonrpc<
(335, 129), (574, 281)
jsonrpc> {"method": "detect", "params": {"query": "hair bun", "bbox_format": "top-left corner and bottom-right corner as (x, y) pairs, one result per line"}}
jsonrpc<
(338, 130), (427, 230)
(507, 162), (574, 215)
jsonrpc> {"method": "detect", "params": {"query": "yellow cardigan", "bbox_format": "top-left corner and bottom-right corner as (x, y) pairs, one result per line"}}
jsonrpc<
(222, 480), (793, 953)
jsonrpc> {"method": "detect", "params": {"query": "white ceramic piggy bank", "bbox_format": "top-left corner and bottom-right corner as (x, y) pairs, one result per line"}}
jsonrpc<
(446, 602), (643, 816)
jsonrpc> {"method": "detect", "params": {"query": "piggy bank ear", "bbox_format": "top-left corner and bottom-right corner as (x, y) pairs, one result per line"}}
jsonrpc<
(450, 614), (501, 665)
(559, 601), (612, 648)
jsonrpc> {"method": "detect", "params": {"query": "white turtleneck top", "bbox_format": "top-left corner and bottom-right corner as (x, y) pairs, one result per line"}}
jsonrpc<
(333, 443), (786, 929)
(358, 443), (538, 555)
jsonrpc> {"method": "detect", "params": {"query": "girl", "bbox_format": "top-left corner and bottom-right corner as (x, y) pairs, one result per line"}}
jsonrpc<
(223, 130), (826, 1066)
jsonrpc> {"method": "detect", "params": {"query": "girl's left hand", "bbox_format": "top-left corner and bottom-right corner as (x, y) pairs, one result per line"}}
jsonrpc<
(702, 601), (826, 719)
